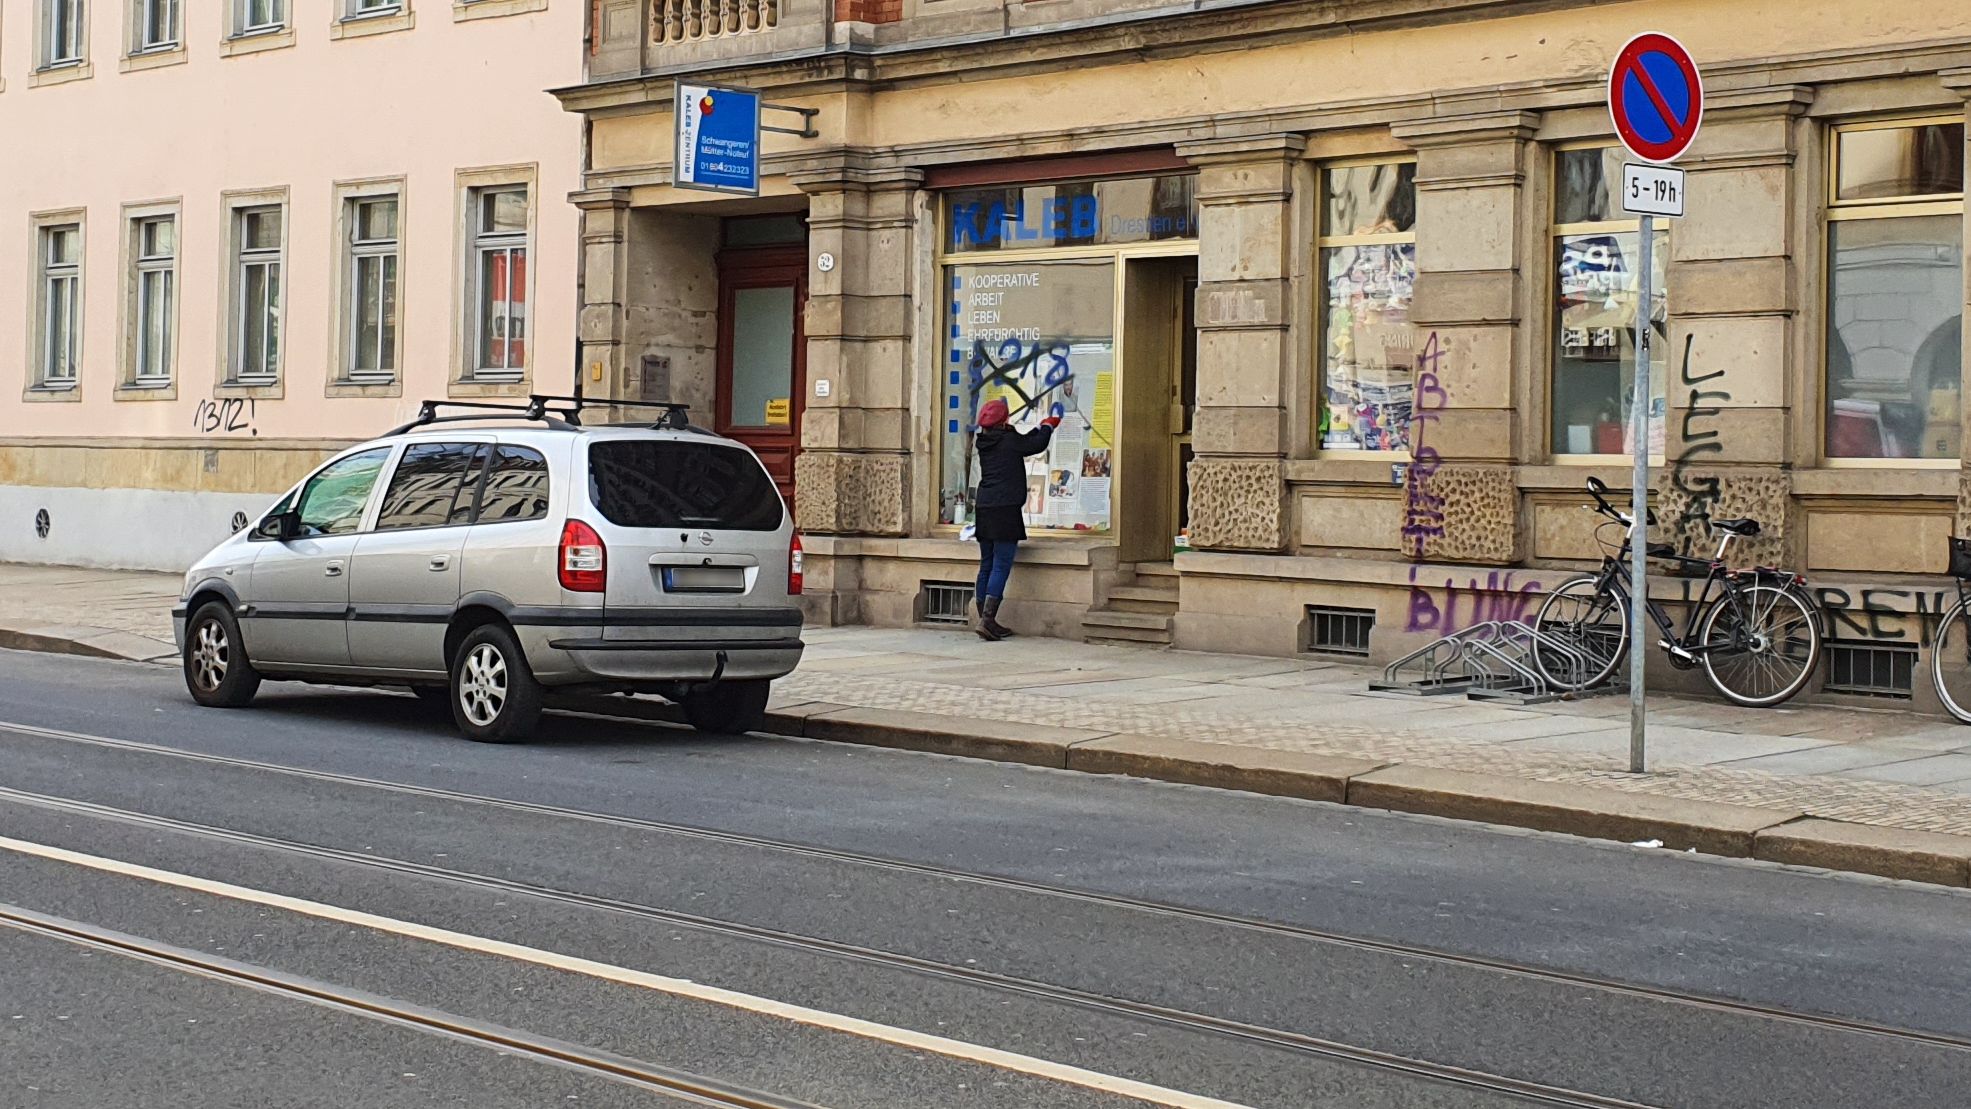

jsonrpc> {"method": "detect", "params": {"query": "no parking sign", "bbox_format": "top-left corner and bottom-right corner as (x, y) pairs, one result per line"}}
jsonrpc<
(1608, 33), (1704, 164)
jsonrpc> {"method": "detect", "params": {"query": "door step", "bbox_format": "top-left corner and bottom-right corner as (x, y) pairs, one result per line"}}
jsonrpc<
(1105, 584), (1180, 614)
(1081, 608), (1174, 647)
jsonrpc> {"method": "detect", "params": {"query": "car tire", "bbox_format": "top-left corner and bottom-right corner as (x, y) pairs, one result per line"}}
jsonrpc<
(450, 624), (543, 744)
(681, 679), (771, 735)
(183, 601), (262, 708)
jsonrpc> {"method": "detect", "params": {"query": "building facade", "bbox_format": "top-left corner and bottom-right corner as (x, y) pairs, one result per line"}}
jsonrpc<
(0, 0), (581, 570)
(561, 0), (1971, 707)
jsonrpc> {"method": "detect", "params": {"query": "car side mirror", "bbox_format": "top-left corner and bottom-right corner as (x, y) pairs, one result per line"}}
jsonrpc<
(259, 511), (302, 541)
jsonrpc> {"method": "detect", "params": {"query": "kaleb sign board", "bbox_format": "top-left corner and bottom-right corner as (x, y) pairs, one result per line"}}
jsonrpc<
(674, 82), (761, 196)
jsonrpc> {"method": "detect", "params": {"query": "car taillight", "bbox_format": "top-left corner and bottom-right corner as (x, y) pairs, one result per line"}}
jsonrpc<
(558, 520), (607, 593)
(789, 533), (804, 596)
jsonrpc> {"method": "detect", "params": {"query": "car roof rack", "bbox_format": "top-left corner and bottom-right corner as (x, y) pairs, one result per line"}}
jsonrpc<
(385, 394), (692, 437)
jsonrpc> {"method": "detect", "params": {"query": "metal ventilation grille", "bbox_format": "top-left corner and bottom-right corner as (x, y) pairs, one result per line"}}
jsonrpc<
(1825, 642), (1915, 698)
(920, 582), (974, 626)
(1306, 605), (1374, 657)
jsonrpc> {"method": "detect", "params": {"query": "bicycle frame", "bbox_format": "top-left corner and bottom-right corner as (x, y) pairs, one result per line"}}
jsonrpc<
(1585, 511), (1768, 660)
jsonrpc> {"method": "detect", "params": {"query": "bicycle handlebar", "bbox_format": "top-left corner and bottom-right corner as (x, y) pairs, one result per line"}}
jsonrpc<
(1584, 476), (1657, 527)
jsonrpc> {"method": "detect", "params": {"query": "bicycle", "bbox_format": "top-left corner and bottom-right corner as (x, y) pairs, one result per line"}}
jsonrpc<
(1531, 477), (1823, 708)
(1929, 537), (1971, 723)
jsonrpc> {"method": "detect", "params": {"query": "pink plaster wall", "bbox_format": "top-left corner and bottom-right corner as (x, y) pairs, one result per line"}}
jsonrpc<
(0, 0), (585, 442)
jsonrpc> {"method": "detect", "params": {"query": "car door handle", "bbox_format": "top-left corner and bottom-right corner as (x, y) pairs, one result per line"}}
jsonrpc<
(324, 562), (344, 578)
(428, 555), (451, 571)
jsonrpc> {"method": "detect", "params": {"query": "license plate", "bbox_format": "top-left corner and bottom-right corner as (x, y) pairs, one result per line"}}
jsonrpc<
(662, 566), (745, 593)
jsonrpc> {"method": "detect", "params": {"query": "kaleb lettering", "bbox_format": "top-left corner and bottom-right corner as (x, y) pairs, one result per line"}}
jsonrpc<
(949, 197), (1100, 249)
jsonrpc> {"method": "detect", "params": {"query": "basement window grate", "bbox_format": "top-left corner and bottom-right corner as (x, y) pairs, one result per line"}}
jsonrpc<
(1825, 641), (1915, 699)
(919, 581), (974, 627)
(1305, 605), (1374, 657)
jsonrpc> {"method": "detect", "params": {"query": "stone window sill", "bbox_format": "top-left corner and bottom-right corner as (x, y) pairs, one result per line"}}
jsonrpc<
(115, 381), (179, 401)
(216, 380), (285, 400)
(333, 9), (416, 39)
(23, 384), (82, 402)
(449, 378), (531, 399)
(326, 379), (404, 399)
(221, 28), (297, 57)
(121, 46), (187, 73)
(29, 61), (93, 87)
(454, 0), (547, 21)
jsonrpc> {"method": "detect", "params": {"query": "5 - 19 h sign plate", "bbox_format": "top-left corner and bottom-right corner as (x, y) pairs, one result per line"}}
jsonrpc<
(1622, 162), (1685, 218)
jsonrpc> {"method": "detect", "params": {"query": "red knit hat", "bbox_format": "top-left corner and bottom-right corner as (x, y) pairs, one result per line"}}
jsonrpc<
(977, 398), (1010, 428)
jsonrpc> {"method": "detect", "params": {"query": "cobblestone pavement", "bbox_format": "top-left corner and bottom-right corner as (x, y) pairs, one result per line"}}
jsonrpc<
(786, 628), (1971, 837)
(0, 563), (177, 642)
(9, 564), (1971, 836)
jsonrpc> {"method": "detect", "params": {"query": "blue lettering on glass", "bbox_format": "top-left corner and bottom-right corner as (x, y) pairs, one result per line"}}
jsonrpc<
(948, 195), (1115, 250)
(964, 337), (1074, 425)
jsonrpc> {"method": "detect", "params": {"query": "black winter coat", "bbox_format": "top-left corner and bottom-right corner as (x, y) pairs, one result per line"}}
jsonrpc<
(972, 424), (1054, 509)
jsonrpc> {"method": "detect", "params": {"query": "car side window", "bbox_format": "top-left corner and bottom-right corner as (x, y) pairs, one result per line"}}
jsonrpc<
(293, 448), (394, 537)
(375, 442), (485, 532)
(476, 446), (550, 523)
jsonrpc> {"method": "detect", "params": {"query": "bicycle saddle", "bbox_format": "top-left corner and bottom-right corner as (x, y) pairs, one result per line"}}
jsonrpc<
(1710, 517), (1761, 537)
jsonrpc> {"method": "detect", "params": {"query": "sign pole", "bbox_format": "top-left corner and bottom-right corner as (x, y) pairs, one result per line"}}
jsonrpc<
(1609, 30), (1702, 775)
(1629, 214), (1653, 774)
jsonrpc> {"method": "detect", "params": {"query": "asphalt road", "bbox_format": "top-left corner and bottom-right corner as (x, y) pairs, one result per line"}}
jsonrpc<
(1, 646), (1969, 1108)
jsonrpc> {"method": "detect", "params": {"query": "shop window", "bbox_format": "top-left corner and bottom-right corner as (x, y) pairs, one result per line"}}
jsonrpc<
(939, 258), (1118, 532)
(942, 175), (1197, 253)
(1550, 146), (1667, 459)
(1317, 161), (1417, 453)
(1825, 119), (1965, 462)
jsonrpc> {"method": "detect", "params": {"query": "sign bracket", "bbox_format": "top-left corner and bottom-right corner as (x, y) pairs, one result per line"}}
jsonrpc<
(761, 103), (819, 139)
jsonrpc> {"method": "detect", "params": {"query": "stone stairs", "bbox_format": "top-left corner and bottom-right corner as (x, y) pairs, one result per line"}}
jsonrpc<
(1081, 563), (1179, 647)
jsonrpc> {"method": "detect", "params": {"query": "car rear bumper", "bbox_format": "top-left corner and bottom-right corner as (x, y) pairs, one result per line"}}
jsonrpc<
(547, 637), (805, 683)
(510, 605), (806, 685)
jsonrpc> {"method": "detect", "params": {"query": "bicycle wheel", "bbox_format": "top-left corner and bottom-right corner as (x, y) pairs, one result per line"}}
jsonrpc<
(1531, 576), (1629, 690)
(1699, 582), (1821, 707)
(1931, 598), (1971, 724)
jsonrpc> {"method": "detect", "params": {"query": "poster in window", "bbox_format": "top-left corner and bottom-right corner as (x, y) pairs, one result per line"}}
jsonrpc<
(490, 252), (528, 368)
(939, 259), (1116, 532)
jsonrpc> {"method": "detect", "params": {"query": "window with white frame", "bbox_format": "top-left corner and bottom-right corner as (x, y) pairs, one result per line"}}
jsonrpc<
(134, 0), (180, 51)
(345, 196), (400, 383)
(131, 216), (176, 387)
(37, 224), (84, 388)
(469, 186), (529, 381)
(346, 0), (402, 17)
(230, 206), (284, 385)
(234, 0), (286, 34)
(42, 0), (86, 66)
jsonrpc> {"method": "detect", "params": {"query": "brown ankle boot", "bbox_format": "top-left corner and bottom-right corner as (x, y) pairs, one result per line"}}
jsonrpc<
(979, 596), (1012, 641)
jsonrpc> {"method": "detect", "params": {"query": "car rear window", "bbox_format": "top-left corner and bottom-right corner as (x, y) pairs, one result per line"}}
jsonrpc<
(587, 440), (784, 532)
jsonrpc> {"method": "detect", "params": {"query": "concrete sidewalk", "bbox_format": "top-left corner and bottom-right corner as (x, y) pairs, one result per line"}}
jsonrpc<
(6, 561), (1971, 886)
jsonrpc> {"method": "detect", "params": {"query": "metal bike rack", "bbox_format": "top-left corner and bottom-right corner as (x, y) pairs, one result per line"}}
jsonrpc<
(1369, 622), (1503, 695)
(1370, 619), (1619, 705)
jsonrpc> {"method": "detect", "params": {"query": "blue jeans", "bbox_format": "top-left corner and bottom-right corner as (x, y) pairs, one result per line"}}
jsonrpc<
(976, 540), (1019, 601)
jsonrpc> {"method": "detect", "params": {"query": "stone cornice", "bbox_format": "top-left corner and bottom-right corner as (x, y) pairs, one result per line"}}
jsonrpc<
(1942, 66), (1971, 97)
(569, 187), (633, 211)
(1389, 110), (1540, 148)
(1175, 134), (1309, 165)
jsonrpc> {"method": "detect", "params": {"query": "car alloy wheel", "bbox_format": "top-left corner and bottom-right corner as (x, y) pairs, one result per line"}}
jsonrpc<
(191, 619), (229, 693)
(459, 643), (509, 727)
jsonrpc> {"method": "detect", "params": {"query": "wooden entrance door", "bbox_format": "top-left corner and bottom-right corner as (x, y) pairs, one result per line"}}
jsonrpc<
(715, 244), (807, 503)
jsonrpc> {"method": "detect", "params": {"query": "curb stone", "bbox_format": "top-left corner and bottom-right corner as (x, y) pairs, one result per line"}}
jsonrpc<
(563, 692), (1971, 887)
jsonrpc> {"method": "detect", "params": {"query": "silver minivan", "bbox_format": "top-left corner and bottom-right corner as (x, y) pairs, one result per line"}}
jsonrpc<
(173, 398), (805, 742)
